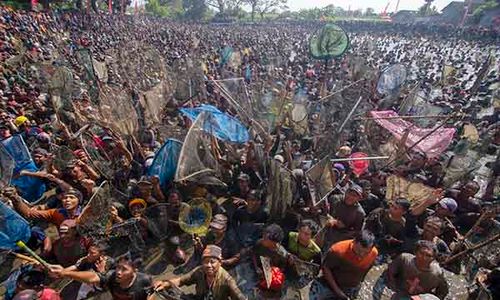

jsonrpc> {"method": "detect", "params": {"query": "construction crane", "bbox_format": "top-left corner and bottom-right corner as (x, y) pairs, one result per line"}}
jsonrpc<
(380, 0), (392, 22)
(394, 0), (401, 13)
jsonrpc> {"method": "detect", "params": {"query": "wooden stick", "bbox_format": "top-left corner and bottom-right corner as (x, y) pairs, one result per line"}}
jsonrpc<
(337, 96), (363, 133)
(318, 79), (364, 102)
(16, 241), (50, 268)
(9, 252), (40, 264)
(444, 233), (500, 265)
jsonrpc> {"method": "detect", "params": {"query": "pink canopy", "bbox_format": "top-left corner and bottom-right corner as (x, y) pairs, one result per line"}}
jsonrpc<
(370, 110), (456, 158)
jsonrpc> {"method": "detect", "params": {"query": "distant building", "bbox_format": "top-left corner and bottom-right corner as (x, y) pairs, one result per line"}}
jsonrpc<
(391, 10), (418, 23)
(440, 1), (466, 25)
(440, 0), (487, 25)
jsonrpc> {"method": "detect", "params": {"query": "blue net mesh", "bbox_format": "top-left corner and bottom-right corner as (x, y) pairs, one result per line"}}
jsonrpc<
(0, 201), (31, 250)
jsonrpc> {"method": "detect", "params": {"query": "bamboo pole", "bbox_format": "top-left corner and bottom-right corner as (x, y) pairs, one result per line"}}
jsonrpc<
(319, 79), (364, 102)
(337, 96), (363, 133)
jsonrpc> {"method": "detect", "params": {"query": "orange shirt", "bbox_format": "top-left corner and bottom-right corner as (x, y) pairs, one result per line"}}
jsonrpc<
(322, 239), (378, 289)
(329, 239), (378, 270)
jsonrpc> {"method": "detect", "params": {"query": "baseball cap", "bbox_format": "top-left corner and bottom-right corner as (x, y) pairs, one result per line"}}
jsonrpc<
(336, 145), (352, 157)
(210, 214), (228, 230)
(347, 184), (363, 196)
(237, 173), (250, 181)
(438, 197), (458, 213)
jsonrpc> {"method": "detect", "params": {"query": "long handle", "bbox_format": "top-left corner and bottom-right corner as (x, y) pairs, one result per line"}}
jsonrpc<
(16, 241), (50, 268)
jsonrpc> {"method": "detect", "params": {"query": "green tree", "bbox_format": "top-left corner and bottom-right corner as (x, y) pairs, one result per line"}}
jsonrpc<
(244, 0), (287, 21)
(182, 0), (208, 20)
(146, 0), (170, 17)
(365, 7), (375, 16)
(418, 0), (437, 16)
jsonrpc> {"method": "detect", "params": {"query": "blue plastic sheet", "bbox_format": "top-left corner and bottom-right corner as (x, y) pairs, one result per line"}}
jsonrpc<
(0, 201), (31, 250)
(1, 135), (46, 202)
(147, 139), (183, 189)
(180, 104), (250, 143)
(220, 46), (233, 67)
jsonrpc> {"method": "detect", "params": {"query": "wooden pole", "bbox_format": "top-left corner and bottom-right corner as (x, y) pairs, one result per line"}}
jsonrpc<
(319, 79), (364, 102)
(444, 233), (500, 265)
(337, 96), (363, 133)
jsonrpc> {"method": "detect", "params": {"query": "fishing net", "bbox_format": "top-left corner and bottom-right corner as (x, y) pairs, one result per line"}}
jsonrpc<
(144, 204), (170, 242)
(175, 112), (225, 186)
(107, 219), (146, 256)
(172, 57), (205, 102)
(306, 157), (336, 206)
(179, 198), (212, 236)
(141, 80), (171, 127)
(147, 139), (183, 189)
(98, 84), (139, 136)
(76, 181), (112, 239)
(52, 146), (75, 172)
(266, 160), (293, 221)
(399, 92), (444, 127)
(75, 48), (99, 104)
(1, 136), (46, 202)
(80, 130), (114, 180)
(0, 201), (31, 250)
(179, 105), (249, 144)
(309, 24), (350, 60)
(442, 150), (480, 187)
(118, 45), (165, 92)
(0, 146), (15, 188)
(92, 58), (108, 83)
(377, 64), (407, 95)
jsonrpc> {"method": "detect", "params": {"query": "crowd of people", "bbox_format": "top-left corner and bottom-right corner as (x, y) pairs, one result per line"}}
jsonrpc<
(0, 5), (499, 300)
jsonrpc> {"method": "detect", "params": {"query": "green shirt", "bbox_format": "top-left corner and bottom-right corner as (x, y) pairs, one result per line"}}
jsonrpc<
(287, 232), (321, 262)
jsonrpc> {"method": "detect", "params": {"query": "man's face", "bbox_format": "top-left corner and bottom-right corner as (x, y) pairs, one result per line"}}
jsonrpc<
(70, 165), (84, 179)
(423, 221), (441, 238)
(87, 246), (101, 262)
(344, 191), (361, 206)
(0, 128), (10, 138)
(62, 194), (79, 210)
(415, 247), (435, 268)
(462, 182), (479, 197)
(115, 261), (135, 285)
(352, 241), (372, 259)
(202, 257), (220, 277)
(210, 226), (226, 239)
(297, 226), (312, 245)
(247, 197), (261, 212)
(389, 202), (405, 217)
(33, 154), (45, 166)
(238, 179), (249, 192)
(168, 193), (181, 206)
(130, 205), (144, 218)
(138, 184), (152, 195)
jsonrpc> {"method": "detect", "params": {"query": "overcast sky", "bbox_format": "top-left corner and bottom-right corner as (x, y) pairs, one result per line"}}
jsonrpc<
(286, 0), (454, 13)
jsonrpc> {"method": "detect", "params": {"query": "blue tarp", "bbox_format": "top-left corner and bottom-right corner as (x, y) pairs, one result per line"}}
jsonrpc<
(220, 46), (233, 67)
(180, 104), (250, 143)
(147, 139), (183, 189)
(1, 135), (46, 202)
(0, 201), (31, 250)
